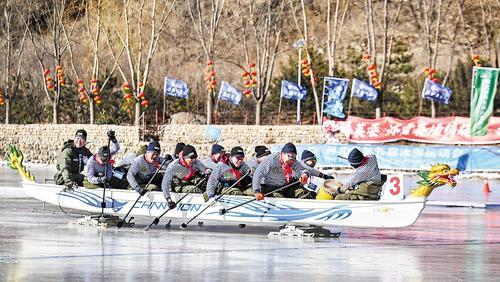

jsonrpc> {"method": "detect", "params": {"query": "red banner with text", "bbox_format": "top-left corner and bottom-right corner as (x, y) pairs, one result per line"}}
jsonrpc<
(323, 116), (500, 144)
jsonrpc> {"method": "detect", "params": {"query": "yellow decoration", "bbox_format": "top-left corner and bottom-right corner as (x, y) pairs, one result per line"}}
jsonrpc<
(408, 164), (459, 198)
(5, 144), (35, 182)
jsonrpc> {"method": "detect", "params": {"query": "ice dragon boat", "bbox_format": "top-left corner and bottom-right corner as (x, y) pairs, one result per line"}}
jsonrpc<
(7, 144), (459, 228)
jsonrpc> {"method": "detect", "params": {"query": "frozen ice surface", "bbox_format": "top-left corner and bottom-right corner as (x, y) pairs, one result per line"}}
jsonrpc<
(1, 167), (500, 281)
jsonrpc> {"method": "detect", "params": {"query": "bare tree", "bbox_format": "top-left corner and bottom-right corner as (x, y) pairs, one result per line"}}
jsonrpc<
(362, 0), (401, 118)
(235, 0), (286, 125)
(1, 0), (28, 124)
(64, 0), (122, 124)
(186, 0), (225, 125)
(326, 0), (350, 77)
(408, 0), (445, 118)
(288, 0), (322, 124)
(104, 0), (177, 126)
(21, 0), (81, 124)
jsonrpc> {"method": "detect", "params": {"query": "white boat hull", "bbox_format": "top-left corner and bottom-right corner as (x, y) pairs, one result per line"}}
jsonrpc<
(22, 181), (426, 228)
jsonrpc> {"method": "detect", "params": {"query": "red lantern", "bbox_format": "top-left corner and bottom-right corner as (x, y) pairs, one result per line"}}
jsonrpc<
(207, 60), (213, 66)
(43, 69), (50, 76)
(431, 78), (440, 83)
(138, 81), (144, 87)
(78, 87), (85, 93)
(122, 82), (129, 88)
(138, 91), (145, 99)
(141, 100), (149, 107)
(249, 63), (256, 68)
(241, 72), (249, 78)
(124, 93), (133, 100)
(243, 89), (252, 97)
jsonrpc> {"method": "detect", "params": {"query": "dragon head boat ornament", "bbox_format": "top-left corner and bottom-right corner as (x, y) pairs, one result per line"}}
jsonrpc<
(5, 144), (35, 182)
(407, 163), (459, 198)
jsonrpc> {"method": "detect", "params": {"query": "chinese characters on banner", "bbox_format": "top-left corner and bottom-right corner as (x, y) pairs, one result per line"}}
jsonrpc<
(323, 116), (500, 144)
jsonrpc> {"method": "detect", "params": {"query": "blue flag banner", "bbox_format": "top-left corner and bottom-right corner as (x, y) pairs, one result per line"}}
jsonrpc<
(421, 79), (452, 104)
(218, 81), (242, 105)
(323, 77), (349, 118)
(351, 79), (378, 101)
(164, 77), (189, 99)
(281, 80), (307, 101)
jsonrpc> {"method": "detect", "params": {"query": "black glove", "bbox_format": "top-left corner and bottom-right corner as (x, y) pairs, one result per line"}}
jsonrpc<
(167, 197), (176, 209)
(324, 174), (335, 180)
(137, 187), (147, 196)
(107, 130), (117, 142)
(64, 182), (78, 192)
(98, 176), (109, 184)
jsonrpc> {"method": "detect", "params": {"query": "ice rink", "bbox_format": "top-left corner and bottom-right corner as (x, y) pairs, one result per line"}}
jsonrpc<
(1, 166), (499, 281)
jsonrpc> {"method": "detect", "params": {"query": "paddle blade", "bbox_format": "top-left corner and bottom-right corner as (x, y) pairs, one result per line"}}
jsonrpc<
(219, 208), (226, 215)
(153, 218), (160, 225)
(180, 223), (187, 229)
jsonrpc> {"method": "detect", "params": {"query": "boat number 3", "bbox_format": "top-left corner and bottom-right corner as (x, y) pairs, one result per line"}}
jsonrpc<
(389, 176), (401, 195)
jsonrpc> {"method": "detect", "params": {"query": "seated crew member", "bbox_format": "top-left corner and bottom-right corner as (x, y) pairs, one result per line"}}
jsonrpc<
(126, 141), (171, 195)
(84, 144), (128, 189)
(334, 148), (384, 200)
(246, 145), (272, 173)
(251, 143), (324, 199)
(161, 145), (211, 203)
(201, 144), (226, 170)
(299, 150), (335, 193)
(205, 146), (253, 201)
(54, 129), (93, 190)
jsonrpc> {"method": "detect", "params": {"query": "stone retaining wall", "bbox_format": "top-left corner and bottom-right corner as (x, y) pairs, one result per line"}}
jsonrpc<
(0, 124), (326, 163)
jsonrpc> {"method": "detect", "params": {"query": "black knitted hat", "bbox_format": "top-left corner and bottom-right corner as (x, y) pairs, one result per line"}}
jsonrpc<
(348, 148), (364, 165)
(255, 146), (271, 158)
(183, 145), (198, 159)
(230, 146), (245, 157)
(301, 150), (316, 162)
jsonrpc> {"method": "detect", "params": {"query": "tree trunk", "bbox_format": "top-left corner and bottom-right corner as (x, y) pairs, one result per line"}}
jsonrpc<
(90, 100), (95, 124)
(52, 102), (58, 124)
(206, 91), (213, 125)
(5, 99), (11, 124)
(255, 99), (263, 125)
(135, 102), (141, 126)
